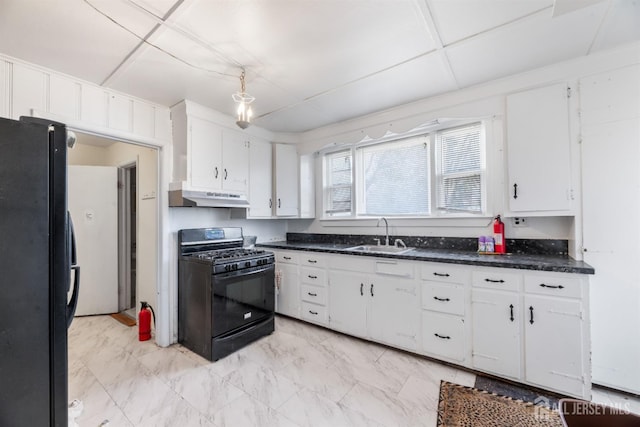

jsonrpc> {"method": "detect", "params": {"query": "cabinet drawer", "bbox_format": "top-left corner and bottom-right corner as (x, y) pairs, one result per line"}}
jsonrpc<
(300, 267), (327, 286)
(301, 284), (327, 305)
(524, 275), (583, 299)
(301, 302), (328, 325)
(276, 252), (298, 264)
(473, 270), (521, 292)
(375, 260), (414, 278)
(422, 311), (466, 362)
(300, 254), (325, 268)
(422, 283), (465, 315)
(421, 264), (470, 284)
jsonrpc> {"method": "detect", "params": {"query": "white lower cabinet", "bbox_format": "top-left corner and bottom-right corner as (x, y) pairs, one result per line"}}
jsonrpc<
(273, 251), (300, 319)
(471, 268), (590, 398)
(524, 294), (586, 397)
(269, 249), (591, 399)
(471, 288), (521, 379)
(328, 270), (368, 337)
(328, 258), (419, 351)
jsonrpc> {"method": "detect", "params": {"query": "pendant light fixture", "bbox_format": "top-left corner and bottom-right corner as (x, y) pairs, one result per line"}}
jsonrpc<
(232, 70), (255, 129)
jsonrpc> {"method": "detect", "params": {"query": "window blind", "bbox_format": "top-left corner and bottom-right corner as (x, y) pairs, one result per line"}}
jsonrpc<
(436, 123), (483, 213)
(325, 150), (352, 215)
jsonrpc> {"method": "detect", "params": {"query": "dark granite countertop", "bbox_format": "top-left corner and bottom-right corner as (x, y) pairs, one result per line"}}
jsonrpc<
(258, 240), (594, 275)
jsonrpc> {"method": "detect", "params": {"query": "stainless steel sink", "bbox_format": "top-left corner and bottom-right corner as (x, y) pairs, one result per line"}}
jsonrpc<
(346, 245), (414, 254)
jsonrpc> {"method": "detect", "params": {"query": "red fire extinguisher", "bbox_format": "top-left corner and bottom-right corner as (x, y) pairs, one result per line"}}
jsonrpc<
(493, 215), (506, 254)
(138, 301), (155, 342)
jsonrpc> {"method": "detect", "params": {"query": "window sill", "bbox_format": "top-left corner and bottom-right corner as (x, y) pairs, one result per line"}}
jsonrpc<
(319, 216), (494, 228)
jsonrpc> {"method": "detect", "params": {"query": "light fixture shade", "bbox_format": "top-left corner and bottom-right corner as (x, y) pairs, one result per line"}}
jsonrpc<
(233, 70), (254, 130)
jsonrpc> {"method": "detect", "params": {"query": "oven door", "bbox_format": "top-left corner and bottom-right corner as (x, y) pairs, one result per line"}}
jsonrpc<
(212, 264), (275, 337)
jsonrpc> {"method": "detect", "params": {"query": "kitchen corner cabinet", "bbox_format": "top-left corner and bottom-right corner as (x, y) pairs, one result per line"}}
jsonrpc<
(171, 102), (249, 194)
(506, 83), (573, 214)
(274, 143), (299, 216)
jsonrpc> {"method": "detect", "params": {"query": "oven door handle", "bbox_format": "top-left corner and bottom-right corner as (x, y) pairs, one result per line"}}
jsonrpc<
(219, 265), (274, 279)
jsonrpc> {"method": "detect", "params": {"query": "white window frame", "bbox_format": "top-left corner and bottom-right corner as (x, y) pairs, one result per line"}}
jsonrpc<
(321, 120), (487, 220)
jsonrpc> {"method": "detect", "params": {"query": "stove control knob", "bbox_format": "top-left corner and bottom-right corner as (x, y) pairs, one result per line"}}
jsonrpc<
(224, 265), (230, 272)
(245, 261), (251, 268)
(233, 263), (238, 271)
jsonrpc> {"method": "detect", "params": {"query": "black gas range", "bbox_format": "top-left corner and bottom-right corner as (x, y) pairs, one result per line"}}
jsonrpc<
(178, 227), (275, 361)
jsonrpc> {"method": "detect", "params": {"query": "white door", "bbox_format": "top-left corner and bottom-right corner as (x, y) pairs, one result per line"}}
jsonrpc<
(69, 165), (118, 316)
(328, 271), (368, 337)
(222, 129), (249, 193)
(275, 263), (300, 318)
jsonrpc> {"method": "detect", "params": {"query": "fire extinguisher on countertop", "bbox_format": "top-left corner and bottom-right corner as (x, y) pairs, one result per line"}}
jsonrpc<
(139, 301), (156, 342)
(493, 215), (506, 254)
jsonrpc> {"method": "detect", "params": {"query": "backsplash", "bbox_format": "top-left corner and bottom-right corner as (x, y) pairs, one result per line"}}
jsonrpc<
(285, 233), (569, 256)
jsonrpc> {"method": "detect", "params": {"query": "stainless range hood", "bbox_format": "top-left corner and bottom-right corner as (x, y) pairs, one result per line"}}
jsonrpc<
(169, 187), (250, 208)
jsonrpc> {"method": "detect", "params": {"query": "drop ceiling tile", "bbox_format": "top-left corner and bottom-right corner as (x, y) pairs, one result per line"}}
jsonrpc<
(288, 52), (458, 131)
(174, 0), (437, 99)
(0, 0), (154, 83)
(590, 0), (640, 53)
(254, 103), (336, 134)
(446, 3), (609, 87)
(427, 0), (553, 45)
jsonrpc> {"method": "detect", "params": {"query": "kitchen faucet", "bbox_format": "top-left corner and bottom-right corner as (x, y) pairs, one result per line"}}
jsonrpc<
(376, 217), (390, 246)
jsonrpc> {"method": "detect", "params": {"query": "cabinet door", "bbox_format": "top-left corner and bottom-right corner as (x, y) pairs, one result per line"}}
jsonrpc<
(222, 129), (249, 193)
(190, 117), (222, 190)
(506, 83), (572, 212)
(524, 295), (586, 397)
(11, 63), (46, 119)
(328, 271), (367, 337)
(471, 289), (521, 379)
(248, 138), (273, 218)
(369, 278), (420, 351)
(274, 144), (299, 216)
(276, 263), (299, 318)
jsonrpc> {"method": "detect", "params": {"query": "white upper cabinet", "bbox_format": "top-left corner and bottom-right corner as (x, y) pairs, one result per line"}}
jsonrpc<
(49, 74), (80, 120)
(171, 101), (249, 194)
(274, 143), (299, 216)
(247, 138), (273, 218)
(80, 84), (108, 127)
(189, 116), (223, 190)
(11, 63), (46, 119)
(506, 83), (573, 214)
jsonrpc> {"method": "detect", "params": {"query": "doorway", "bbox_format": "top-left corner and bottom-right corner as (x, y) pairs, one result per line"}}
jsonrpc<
(67, 133), (159, 324)
(119, 163), (137, 317)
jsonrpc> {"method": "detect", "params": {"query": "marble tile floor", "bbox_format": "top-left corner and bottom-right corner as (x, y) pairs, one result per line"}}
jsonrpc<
(68, 315), (640, 427)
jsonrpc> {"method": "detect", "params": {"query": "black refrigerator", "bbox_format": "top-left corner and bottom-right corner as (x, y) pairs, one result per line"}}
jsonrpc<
(0, 116), (80, 426)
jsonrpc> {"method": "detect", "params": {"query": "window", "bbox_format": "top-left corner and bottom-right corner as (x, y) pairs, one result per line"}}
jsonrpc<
(325, 150), (352, 216)
(323, 121), (485, 218)
(436, 123), (484, 213)
(358, 136), (430, 216)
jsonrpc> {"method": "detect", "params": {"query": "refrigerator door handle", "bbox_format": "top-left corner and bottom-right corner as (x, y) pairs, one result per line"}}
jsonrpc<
(66, 213), (80, 328)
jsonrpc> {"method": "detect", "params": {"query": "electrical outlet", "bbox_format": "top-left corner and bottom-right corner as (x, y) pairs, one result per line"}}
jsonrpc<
(512, 217), (527, 227)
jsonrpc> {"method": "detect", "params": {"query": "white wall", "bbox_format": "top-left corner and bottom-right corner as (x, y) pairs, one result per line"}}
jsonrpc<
(292, 42), (640, 254)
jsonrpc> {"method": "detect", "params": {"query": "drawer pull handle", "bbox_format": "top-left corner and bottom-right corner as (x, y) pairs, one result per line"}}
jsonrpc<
(269, 198), (272, 208)
(485, 278), (505, 283)
(509, 304), (514, 322)
(539, 283), (564, 289)
(307, 292), (317, 297)
(283, 256), (292, 260)
(308, 259), (318, 264)
(360, 283), (364, 296)
(434, 333), (451, 340)
(224, 168), (228, 180)
(433, 296), (450, 302)
(214, 166), (219, 178)
(308, 275), (318, 279)
(529, 306), (534, 324)
(513, 183), (518, 199)
(370, 283), (374, 297)
(433, 272), (450, 277)
(309, 310), (318, 315)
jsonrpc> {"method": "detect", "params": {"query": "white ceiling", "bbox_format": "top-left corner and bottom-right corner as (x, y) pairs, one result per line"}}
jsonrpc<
(0, 0), (638, 133)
